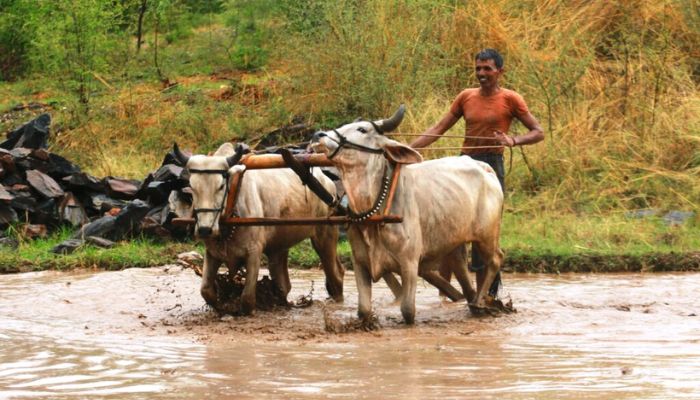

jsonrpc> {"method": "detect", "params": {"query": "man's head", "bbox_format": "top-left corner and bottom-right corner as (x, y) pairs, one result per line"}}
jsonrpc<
(474, 48), (504, 90)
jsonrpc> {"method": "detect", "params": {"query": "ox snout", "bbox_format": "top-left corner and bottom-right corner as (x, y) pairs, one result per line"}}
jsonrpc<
(197, 226), (213, 238)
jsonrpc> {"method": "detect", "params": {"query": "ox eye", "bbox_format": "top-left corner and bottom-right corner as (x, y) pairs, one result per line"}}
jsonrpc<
(218, 184), (225, 190)
(357, 127), (367, 133)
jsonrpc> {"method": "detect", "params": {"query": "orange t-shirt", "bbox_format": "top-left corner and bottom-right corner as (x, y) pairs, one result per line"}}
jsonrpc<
(449, 88), (530, 156)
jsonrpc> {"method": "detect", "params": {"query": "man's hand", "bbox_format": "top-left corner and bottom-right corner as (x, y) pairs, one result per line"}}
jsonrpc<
(493, 130), (516, 147)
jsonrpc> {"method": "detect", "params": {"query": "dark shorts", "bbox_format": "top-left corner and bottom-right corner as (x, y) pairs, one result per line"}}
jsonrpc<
(463, 153), (505, 193)
(462, 153), (505, 273)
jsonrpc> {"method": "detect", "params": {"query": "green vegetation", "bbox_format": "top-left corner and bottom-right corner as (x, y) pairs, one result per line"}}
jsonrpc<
(0, 1), (697, 272)
(6, 213), (696, 273)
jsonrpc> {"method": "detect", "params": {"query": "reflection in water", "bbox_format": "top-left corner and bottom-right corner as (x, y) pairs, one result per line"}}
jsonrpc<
(0, 268), (699, 399)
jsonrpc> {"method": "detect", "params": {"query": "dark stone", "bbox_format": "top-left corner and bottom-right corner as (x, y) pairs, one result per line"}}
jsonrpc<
(104, 176), (140, 200)
(26, 169), (65, 198)
(73, 215), (116, 240)
(31, 198), (59, 227)
(83, 193), (127, 214)
(140, 215), (172, 240)
(16, 157), (48, 173)
(111, 199), (150, 239)
(9, 148), (32, 158)
(51, 239), (84, 255)
(63, 173), (104, 192)
(253, 122), (314, 150)
(0, 150), (15, 173)
(1, 173), (24, 186)
(0, 185), (14, 202)
(86, 236), (115, 248)
(135, 173), (154, 200)
(0, 203), (18, 225)
(58, 192), (89, 227)
(153, 164), (184, 182)
(1, 113), (51, 150)
(30, 148), (50, 161)
(45, 153), (81, 179)
(144, 180), (177, 205)
(10, 190), (36, 212)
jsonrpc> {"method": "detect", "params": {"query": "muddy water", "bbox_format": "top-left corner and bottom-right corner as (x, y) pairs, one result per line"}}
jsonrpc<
(1, 267), (699, 399)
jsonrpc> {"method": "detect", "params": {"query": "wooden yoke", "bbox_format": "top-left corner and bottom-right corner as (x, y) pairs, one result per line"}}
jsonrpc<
(171, 152), (404, 227)
(240, 153), (334, 169)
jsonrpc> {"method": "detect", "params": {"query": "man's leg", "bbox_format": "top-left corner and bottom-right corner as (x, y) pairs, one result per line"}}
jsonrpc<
(470, 154), (504, 299)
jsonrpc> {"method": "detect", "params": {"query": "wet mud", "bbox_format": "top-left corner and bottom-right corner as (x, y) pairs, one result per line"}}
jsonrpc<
(1, 267), (700, 399)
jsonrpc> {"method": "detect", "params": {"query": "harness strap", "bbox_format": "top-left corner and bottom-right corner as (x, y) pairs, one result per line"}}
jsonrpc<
(279, 148), (339, 210)
(327, 129), (384, 159)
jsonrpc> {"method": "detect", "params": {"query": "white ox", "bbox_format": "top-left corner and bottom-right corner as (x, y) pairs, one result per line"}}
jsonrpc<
(173, 142), (344, 314)
(310, 106), (504, 324)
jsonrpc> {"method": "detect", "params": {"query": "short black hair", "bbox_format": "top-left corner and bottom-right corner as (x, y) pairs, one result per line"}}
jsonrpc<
(475, 48), (504, 69)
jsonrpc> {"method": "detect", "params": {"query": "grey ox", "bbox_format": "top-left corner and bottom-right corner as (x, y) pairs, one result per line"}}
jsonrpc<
(173, 142), (345, 314)
(310, 105), (505, 324)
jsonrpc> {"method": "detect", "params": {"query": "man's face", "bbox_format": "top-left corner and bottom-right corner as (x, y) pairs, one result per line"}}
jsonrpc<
(475, 58), (502, 89)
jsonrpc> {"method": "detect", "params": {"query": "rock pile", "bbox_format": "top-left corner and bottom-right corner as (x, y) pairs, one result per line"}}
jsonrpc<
(0, 114), (194, 253)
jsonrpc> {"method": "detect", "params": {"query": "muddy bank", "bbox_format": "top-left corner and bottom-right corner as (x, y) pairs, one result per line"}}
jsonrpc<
(2, 247), (699, 275)
(504, 251), (700, 273)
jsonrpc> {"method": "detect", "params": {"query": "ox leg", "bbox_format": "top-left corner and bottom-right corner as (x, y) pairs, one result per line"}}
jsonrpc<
(354, 261), (373, 322)
(241, 250), (262, 315)
(471, 242), (505, 310)
(446, 245), (477, 303)
(399, 265), (418, 325)
(311, 231), (344, 302)
(200, 251), (221, 307)
(268, 250), (291, 300)
(382, 272), (402, 301)
(420, 270), (463, 301)
(437, 261), (453, 298)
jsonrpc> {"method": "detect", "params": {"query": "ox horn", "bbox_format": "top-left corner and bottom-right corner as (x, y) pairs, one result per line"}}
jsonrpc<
(172, 142), (190, 166)
(375, 104), (406, 133)
(226, 143), (250, 167)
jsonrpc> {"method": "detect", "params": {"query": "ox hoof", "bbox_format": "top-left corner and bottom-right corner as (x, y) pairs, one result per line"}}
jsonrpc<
(328, 294), (344, 303)
(359, 313), (381, 331)
(200, 287), (218, 307)
(240, 299), (256, 316)
(468, 297), (516, 316)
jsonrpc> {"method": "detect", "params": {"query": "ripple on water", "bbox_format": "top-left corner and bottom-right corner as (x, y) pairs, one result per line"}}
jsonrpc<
(1, 268), (700, 399)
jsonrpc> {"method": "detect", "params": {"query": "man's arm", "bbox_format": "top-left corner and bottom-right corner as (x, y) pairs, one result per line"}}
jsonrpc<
(493, 112), (544, 147)
(410, 112), (460, 148)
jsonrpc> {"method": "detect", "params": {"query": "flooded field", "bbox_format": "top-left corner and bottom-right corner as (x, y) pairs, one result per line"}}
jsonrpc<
(1, 266), (699, 399)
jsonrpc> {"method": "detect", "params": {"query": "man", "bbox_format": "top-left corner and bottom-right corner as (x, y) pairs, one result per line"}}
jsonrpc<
(410, 48), (544, 300)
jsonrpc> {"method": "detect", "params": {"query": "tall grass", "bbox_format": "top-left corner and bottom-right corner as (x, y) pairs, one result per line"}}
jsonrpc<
(273, 0), (699, 212)
(1, 0), (697, 212)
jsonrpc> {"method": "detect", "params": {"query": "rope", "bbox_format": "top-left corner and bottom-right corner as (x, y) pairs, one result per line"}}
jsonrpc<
(385, 133), (501, 140)
(414, 145), (505, 151)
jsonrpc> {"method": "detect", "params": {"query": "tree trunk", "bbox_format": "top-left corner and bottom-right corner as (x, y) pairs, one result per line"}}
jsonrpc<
(136, 0), (147, 53)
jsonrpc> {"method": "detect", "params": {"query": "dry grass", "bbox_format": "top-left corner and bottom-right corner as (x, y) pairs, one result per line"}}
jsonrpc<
(273, 0), (699, 211)
(3, 0), (695, 211)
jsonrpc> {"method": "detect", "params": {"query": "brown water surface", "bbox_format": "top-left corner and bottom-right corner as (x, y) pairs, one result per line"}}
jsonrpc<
(1, 266), (699, 399)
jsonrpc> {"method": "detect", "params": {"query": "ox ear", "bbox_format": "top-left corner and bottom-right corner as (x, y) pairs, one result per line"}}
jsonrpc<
(228, 164), (246, 175)
(383, 142), (422, 164)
